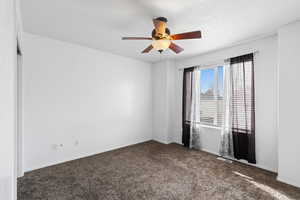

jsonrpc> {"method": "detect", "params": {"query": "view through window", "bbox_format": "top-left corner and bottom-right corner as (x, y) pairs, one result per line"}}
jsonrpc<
(199, 66), (224, 127)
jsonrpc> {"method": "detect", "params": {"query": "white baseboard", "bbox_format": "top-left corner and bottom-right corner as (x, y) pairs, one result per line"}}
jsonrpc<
(25, 138), (152, 173)
(152, 139), (170, 145)
(201, 148), (275, 172)
(277, 176), (300, 188)
(200, 147), (219, 156)
(173, 141), (276, 173)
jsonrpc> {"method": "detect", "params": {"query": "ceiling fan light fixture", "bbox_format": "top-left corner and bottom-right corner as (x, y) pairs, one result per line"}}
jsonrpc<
(121, 17), (201, 54)
(151, 39), (171, 51)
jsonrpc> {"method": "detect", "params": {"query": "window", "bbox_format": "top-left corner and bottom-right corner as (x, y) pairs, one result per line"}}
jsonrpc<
(199, 66), (224, 127)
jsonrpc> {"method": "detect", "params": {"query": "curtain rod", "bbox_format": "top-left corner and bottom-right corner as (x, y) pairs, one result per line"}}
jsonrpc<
(178, 50), (259, 71)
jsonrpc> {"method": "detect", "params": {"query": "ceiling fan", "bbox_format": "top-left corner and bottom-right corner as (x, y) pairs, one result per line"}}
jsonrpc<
(122, 17), (202, 54)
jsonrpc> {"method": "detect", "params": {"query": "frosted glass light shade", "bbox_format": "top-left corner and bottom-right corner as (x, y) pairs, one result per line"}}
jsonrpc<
(152, 39), (171, 51)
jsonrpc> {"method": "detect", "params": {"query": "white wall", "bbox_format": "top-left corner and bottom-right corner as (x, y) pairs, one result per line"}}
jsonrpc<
(152, 60), (176, 144)
(22, 33), (152, 172)
(0, 0), (17, 199)
(153, 36), (278, 172)
(277, 21), (300, 188)
(152, 61), (169, 144)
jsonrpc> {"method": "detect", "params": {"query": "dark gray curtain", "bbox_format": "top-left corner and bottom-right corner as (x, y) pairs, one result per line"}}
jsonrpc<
(182, 67), (194, 147)
(230, 53), (256, 164)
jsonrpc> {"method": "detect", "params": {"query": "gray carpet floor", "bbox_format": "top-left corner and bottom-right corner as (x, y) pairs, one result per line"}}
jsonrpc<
(18, 141), (300, 200)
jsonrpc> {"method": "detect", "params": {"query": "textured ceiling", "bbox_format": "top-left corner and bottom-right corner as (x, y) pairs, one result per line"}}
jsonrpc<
(21, 0), (300, 63)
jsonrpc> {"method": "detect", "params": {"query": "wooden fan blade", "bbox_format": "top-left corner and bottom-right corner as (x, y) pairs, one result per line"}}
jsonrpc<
(122, 37), (152, 40)
(169, 42), (184, 54)
(171, 31), (202, 40)
(153, 19), (166, 35)
(142, 45), (153, 53)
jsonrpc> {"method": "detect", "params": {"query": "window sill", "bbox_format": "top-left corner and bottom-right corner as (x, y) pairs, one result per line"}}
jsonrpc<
(199, 124), (222, 130)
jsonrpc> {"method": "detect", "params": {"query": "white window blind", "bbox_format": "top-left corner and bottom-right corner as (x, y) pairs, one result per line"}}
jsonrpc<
(199, 66), (224, 127)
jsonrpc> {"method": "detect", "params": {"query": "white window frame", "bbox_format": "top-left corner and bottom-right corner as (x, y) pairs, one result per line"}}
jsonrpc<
(198, 63), (225, 128)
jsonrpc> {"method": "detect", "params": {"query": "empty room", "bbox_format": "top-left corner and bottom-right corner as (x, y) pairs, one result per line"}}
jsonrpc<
(2, 0), (300, 199)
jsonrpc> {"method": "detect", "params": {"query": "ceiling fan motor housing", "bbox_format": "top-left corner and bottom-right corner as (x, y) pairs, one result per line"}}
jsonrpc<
(155, 17), (168, 22)
(152, 28), (170, 39)
(152, 17), (170, 39)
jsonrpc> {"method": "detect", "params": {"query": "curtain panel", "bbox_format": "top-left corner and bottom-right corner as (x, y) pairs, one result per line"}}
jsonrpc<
(190, 67), (202, 150)
(182, 67), (194, 147)
(182, 67), (202, 149)
(230, 53), (256, 164)
(219, 62), (234, 158)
